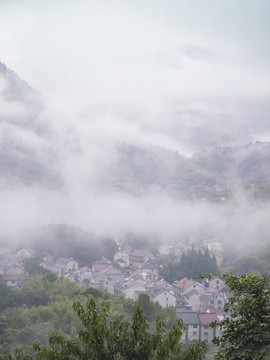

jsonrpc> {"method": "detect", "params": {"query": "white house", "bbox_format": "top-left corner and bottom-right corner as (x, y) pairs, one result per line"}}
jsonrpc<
(114, 250), (131, 267)
(151, 288), (176, 308)
(184, 290), (201, 312)
(208, 276), (226, 290)
(56, 258), (79, 273)
(16, 248), (36, 259)
(124, 279), (147, 300)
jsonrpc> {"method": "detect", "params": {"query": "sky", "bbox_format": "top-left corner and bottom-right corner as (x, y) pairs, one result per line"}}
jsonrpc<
(1, 1), (270, 248)
(1, 0), (270, 153)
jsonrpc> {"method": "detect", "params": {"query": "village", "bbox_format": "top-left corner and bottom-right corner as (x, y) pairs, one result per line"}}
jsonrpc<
(0, 240), (226, 343)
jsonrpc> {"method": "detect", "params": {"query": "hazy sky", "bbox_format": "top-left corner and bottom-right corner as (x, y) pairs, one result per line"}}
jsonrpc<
(1, 0), (270, 153)
(1, 1), (270, 246)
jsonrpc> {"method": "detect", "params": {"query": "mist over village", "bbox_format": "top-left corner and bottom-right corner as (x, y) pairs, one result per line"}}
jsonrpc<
(0, 1), (270, 359)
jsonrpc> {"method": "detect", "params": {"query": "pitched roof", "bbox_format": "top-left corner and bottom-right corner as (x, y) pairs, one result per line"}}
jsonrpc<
(131, 250), (149, 257)
(198, 312), (218, 325)
(177, 312), (200, 325)
(92, 263), (112, 273)
(103, 267), (123, 276)
(174, 278), (194, 289)
(92, 257), (111, 264)
(142, 261), (158, 270)
(152, 288), (176, 299)
(184, 289), (199, 299)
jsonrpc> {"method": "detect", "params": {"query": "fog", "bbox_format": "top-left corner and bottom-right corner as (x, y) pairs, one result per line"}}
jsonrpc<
(0, 1), (270, 254)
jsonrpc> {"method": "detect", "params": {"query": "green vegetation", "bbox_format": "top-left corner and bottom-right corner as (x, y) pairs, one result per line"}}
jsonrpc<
(0, 274), (180, 355)
(211, 273), (270, 360)
(159, 247), (218, 282)
(0, 297), (206, 360)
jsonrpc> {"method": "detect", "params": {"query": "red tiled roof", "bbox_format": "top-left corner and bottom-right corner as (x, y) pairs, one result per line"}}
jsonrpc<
(198, 313), (218, 325)
(131, 250), (148, 257)
(92, 263), (112, 273)
(174, 278), (194, 289)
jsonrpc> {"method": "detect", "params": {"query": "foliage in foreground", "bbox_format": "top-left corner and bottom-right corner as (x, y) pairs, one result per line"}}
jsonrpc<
(1, 298), (207, 360)
(211, 273), (270, 360)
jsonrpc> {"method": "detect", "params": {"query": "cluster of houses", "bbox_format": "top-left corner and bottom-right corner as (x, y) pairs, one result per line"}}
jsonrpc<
(0, 246), (33, 287)
(0, 242), (227, 343)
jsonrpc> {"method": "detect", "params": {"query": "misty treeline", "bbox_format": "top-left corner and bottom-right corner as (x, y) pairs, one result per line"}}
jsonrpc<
(0, 274), (177, 355)
(8, 225), (118, 266)
(159, 247), (218, 282)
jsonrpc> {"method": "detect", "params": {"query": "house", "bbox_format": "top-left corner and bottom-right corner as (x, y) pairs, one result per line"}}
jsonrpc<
(129, 269), (150, 281)
(159, 244), (171, 256)
(74, 267), (94, 283)
(200, 289), (226, 312)
(130, 250), (154, 263)
(173, 278), (206, 296)
(198, 313), (220, 343)
(184, 289), (201, 312)
(178, 311), (221, 343)
(176, 296), (191, 313)
(123, 279), (147, 300)
(0, 274), (28, 288)
(158, 243), (186, 257)
(177, 312), (201, 342)
(114, 250), (131, 267)
(6, 263), (24, 275)
(97, 267), (125, 284)
(208, 276), (226, 290)
(155, 279), (175, 291)
(141, 262), (159, 281)
(91, 280), (115, 294)
(56, 258), (79, 274)
(151, 288), (176, 308)
(92, 257), (112, 273)
(16, 248), (36, 259)
(40, 259), (61, 274)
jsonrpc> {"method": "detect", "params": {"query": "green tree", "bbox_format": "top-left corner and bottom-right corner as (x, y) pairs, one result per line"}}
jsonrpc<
(159, 248), (218, 282)
(2, 298), (207, 360)
(211, 273), (270, 360)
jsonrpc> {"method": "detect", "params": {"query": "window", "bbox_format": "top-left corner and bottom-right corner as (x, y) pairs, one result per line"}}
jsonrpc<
(218, 300), (222, 305)
(166, 297), (168, 301)
(204, 332), (208, 336)
(204, 325), (209, 329)
(193, 331), (197, 336)
(193, 325), (198, 328)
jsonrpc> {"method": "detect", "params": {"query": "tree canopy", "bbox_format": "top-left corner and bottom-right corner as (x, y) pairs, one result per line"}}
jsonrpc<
(1, 298), (207, 360)
(211, 273), (270, 360)
(159, 247), (218, 282)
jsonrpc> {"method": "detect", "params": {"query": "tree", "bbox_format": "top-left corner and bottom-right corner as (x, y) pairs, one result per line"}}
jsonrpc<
(1, 298), (207, 360)
(159, 248), (218, 282)
(211, 273), (270, 360)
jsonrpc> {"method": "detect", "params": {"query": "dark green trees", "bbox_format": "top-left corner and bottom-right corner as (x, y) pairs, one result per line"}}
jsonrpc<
(212, 273), (270, 360)
(159, 247), (218, 282)
(2, 298), (206, 360)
